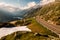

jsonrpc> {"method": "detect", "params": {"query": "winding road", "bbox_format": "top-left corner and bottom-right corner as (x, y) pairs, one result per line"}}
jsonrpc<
(36, 16), (60, 37)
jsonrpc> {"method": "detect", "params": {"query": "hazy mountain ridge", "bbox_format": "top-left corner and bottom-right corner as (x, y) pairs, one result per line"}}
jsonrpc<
(24, 1), (60, 25)
(0, 0), (59, 23)
(0, 4), (40, 23)
(0, 5), (25, 23)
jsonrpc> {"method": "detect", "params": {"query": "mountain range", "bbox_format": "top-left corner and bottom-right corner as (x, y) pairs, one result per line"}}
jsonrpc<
(0, 3), (41, 23)
(0, 0), (56, 23)
(0, 5), (21, 23)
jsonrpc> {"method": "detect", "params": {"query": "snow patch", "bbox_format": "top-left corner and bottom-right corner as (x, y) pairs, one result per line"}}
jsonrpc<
(0, 26), (31, 39)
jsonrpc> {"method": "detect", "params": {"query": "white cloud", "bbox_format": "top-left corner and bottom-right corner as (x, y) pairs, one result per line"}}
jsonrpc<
(20, 0), (55, 10)
(0, 2), (16, 7)
(40, 0), (55, 5)
(0, 2), (20, 12)
(0, 0), (56, 10)
(27, 2), (36, 8)
(20, 2), (37, 10)
(0, 2), (36, 10)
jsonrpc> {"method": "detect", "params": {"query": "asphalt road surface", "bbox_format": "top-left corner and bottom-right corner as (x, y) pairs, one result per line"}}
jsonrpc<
(36, 16), (60, 36)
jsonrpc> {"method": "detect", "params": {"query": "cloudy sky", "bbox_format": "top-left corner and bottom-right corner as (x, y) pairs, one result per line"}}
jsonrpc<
(19, 0), (40, 6)
(0, 0), (40, 7)
(0, 0), (55, 9)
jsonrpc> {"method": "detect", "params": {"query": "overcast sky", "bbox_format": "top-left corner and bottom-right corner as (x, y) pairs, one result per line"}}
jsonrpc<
(0, 0), (55, 9)
(0, 0), (40, 7)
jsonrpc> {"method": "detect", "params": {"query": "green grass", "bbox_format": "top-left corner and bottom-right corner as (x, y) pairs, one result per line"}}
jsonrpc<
(27, 18), (59, 37)
(0, 32), (48, 40)
(0, 18), (59, 40)
(37, 2), (60, 25)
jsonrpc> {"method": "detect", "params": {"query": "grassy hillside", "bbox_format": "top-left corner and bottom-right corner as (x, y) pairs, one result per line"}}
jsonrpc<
(0, 18), (59, 40)
(24, 1), (60, 25)
(0, 1), (60, 40)
(27, 18), (57, 36)
(36, 2), (60, 25)
(0, 32), (49, 40)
